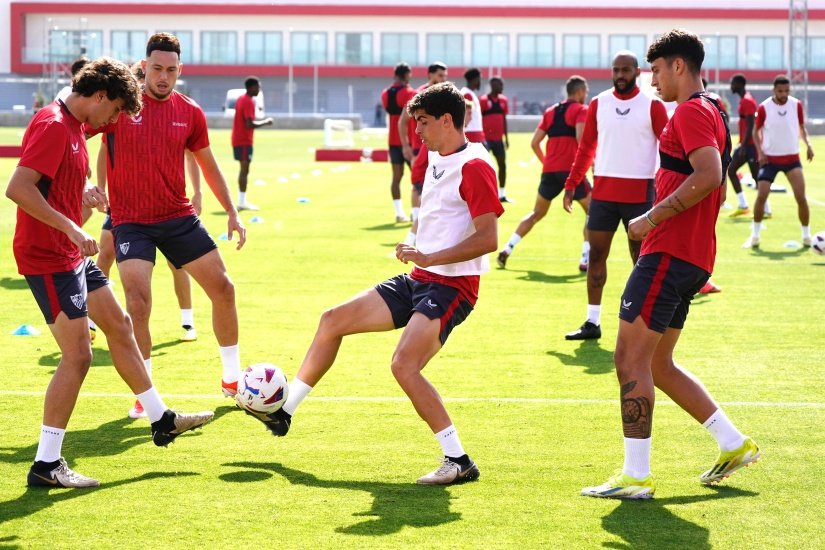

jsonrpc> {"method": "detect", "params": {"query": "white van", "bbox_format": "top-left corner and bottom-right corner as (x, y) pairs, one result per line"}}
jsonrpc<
(223, 88), (265, 119)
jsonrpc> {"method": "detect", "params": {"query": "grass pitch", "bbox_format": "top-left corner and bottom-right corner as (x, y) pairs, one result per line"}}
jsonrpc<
(0, 127), (824, 549)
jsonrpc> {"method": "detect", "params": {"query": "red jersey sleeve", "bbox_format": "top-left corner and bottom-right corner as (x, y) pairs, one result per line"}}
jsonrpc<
(650, 99), (669, 138)
(538, 107), (554, 133)
(458, 158), (505, 219)
(755, 104), (766, 129)
(798, 101), (805, 125)
(565, 97), (599, 190)
(380, 88), (389, 110)
(574, 104), (588, 125)
(740, 96), (757, 117)
(18, 120), (66, 179)
(502, 96), (509, 115)
(241, 95), (256, 122)
(187, 107), (210, 152)
(674, 101), (720, 157)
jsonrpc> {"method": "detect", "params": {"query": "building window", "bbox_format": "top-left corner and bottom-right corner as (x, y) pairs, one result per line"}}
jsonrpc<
(517, 34), (554, 67)
(426, 33), (463, 67)
(702, 35), (738, 69)
(809, 37), (825, 69)
(246, 32), (282, 64)
(336, 33), (372, 65)
(157, 31), (193, 64)
(111, 31), (146, 64)
(291, 32), (327, 64)
(471, 33), (509, 68)
(746, 36), (784, 69)
(608, 34), (646, 64)
(563, 34), (600, 67)
(381, 33), (418, 66)
(48, 30), (103, 62)
(201, 31), (236, 64)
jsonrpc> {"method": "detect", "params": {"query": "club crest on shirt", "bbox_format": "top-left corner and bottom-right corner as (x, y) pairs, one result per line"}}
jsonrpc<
(70, 293), (85, 310)
(119, 242), (130, 255)
(130, 115), (143, 124)
(615, 108), (631, 116)
(778, 110), (787, 116)
(71, 142), (79, 153)
(432, 165), (445, 180)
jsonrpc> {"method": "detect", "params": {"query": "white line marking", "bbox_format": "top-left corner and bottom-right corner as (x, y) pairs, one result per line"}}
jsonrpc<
(1, 390), (823, 408)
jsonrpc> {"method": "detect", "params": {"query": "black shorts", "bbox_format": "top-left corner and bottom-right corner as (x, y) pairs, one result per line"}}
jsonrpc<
(732, 144), (758, 177)
(388, 145), (408, 166)
(233, 145), (253, 162)
(113, 215), (217, 268)
(101, 210), (113, 231)
(538, 172), (591, 202)
(375, 273), (474, 345)
(757, 160), (803, 184)
(618, 253), (709, 333)
(25, 258), (109, 324)
(412, 182), (423, 194)
(487, 140), (506, 159)
(588, 198), (652, 232)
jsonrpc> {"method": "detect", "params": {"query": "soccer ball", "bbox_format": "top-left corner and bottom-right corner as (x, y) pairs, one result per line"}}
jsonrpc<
(811, 232), (825, 255)
(236, 363), (289, 414)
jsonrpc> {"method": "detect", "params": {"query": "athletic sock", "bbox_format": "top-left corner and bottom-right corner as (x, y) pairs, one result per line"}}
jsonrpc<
(802, 225), (811, 240)
(623, 437), (652, 479)
(764, 201), (772, 215)
(136, 386), (168, 423)
(587, 304), (601, 326)
(180, 308), (194, 329)
(411, 207), (420, 222)
(703, 408), (746, 451)
(752, 221), (762, 239)
(581, 241), (590, 260)
(498, 187), (506, 199)
(239, 191), (247, 205)
(505, 233), (521, 254)
(88, 318), (97, 331)
(435, 424), (466, 458)
(736, 191), (748, 209)
(219, 344), (241, 384)
(34, 426), (65, 463)
(393, 199), (405, 218)
(282, 377), (313, 415)
(143, 357), (152, 378)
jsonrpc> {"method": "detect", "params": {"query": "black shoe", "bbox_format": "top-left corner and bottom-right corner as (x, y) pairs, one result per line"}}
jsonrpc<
(151, 409), (214, 447)
(499, 196), (513, 203)
(241, 406), (292, 437)
(565, 321), (601, 340)
(496, 250), (509, 269)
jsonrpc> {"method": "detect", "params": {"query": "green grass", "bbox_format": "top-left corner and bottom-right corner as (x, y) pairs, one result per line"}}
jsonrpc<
(1, 127), (824, 549)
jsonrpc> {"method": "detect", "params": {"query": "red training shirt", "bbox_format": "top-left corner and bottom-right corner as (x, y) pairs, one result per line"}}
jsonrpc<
(381, 82), (416, 147)
(231, 93), (256, 147)
(411, 144), (429, 184)
(737, 91), (757, 145)
(480, 94), (509, 142)
(538, 100), (588, 173)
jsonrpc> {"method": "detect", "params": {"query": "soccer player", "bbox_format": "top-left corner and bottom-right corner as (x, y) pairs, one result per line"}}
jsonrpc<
(460, 68), (486, 145)
(480, 77), (510, 202)
(55, 56), (90, 102)
(498, 75), (591, 271)
(244, 83), (503, 485)
(745, 75), (814, 249)
(399, 61), (448, 163)
(562, 51), (669, 340)
(381, 63), (417, 223)
(91, 33), (247, 416)
(581, 30), (760, 499)
(232, 76), (273, 212)
(727, 73), (761, 218)
(6, 57), (213, 489)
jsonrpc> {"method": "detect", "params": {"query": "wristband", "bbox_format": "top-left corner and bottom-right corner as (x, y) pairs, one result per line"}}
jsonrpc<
(645, 213), (658, 228)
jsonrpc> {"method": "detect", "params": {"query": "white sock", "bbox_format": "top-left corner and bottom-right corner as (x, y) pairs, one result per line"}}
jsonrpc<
(736, 191), (748, 209)
(136, 386), (168, 423)
(239, 191), (246, 205)
(703, 409), (746, 451)
(582, 241), (591, 255)
(435, 424), (466, 458)
(498, 187), (506, 198)
(282, 377), (313, 415)
(623, 437), (652, 479)
(393, 199), (405, 217)
(219, 344), (241, 384)
(752, 221), (762, 239)
(143, 357), (152, 379)
(587, 304), (601, 326)
(411, 207), (420, 222)
(180, 308), (194, 328)
(402, 231), (416, 247)
(88, 318), (97, 331)
(35, 425), (66, 463)
(764, 201), (772, 215)
(505, 233), (521, 253)
(802, 225), (811, 239)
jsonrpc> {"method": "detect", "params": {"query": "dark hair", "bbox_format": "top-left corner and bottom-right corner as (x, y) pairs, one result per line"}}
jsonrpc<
(428, 61), (447, 74)
(146, 32), (181, 58)
(130, 61), (145, 82)
(566, 75), (587, 95)
(394, 62), (411, 78)
(731, 73), (747, 86)
(489, 77), (503, 85)
(773, 74), (790, 87)
(701, 77), (708, 87)
(72, 57), (142, 116)
(70, 56), (90, 76)
(406, 82), (465, 130)
(646, 29), (704, 73)
(244, 76), (260, 90)
(464, 67), (481, 81)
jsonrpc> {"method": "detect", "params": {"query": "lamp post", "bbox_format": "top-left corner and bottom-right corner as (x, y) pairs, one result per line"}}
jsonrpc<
(288, 27), (293, 117)
(313, 34), (320, 115)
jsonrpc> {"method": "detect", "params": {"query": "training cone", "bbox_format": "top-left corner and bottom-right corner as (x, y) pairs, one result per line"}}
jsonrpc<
(217, 232), (229, 241)
(12, 324), (41, 336)
(250, 216), (264, 223)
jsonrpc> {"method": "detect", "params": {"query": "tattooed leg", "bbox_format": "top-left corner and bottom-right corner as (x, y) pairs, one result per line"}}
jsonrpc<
(621, 380), (652, 439)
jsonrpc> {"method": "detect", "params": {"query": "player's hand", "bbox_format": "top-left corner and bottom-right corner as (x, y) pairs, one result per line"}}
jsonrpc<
(627, 215), (652, 241)
(505, 138), (510, 150)
(68, 226), (99, 256)
(191, 191), (203, 216)
(227, 212), (247, 250)
(395, 243), (430, 267)
(807, 145), (814, 162)
(756, 151), (767, 166)
(402, 144), (413, 162)
(562, 189), (574, 213)
(265, 117), (274, 126)
(83, 185), (109, 212)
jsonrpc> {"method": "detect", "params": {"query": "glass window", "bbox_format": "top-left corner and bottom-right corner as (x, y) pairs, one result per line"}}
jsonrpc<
(336, 33), (372, 65)
(246, 32), (282, 64)
(746, 36), (784, 69)
(48, 29), (103, 62)
(201, 31), (237, 64)
(291, 32), (327, 64)
(426, 33), (463, 67)
(381, 33), (418, 66)
(563, 34), (600, 67)
(608, 34), (646, 64)
(111, 31), (146, 63)
(471, 34), (509, 68)
(809, 37), (825, 69)
(702, 35), (738, 69)
(157, 31), (193, 64)
(517, 34), (554, 67)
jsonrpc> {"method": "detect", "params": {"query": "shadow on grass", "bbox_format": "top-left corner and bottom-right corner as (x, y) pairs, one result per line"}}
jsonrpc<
(0, 471), (198, 526)
(362, 223), (406, 232)
(38, 347), (114, 369)
(749, 247), (809, 261)
(221, 461), (460, 536)
(601, 486), (759, 550)
(547, 340), (614, 375)
(507, 269), (583, 284)
(0, 277), (28, 290)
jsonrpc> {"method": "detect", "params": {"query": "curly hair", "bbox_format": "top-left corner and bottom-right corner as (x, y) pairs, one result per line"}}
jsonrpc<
(72, 57), (142, 116)
(646, 29), (704, 73)
(406, 82), (465, 130)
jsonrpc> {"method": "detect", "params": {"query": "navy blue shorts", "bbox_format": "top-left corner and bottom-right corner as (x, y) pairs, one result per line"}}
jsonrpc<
(487, 140), (506, 159)
(101, 210), (113, 231)
(375, 274), (474, 345)
(233, 145), (253, 162)
(618, 253), (709, 333)
(757, 160), (803, 183)
(389, 145), (409, 166)
(412, 182), (423, 194)
(588, 198), (652, 232)
(732, 144), (759, 178)
(113, 215), (217, 268)
(25, 258), (109, 324)
(539, 172), (590, 202)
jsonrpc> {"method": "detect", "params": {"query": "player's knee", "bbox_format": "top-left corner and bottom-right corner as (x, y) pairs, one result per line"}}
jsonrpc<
(65, 345), (93, 373)
(317, 307), (346, 337)
(390, 355), (417, 383)
(125, 293), (151, 319)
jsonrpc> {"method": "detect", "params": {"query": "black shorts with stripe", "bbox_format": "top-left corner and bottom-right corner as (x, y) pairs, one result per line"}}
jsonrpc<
(25, 258), (108, 324)
(375, 273), (473, 345)
(587, 198), (653, 233)
(618, 252), (709, 333)
(233, 145), (253, 162)
(113, 214), (217, 268)
(539, 171), (590, 202)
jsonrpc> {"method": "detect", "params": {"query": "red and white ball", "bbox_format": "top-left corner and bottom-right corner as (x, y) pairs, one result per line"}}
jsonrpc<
(236, 363), (289, 414)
